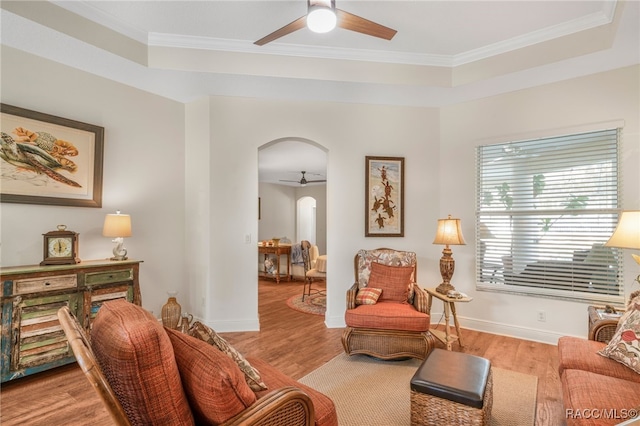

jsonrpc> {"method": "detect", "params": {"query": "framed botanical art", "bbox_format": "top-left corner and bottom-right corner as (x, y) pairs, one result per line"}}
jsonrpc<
(0, 104), (104, 207)
(365, 156), (404, 237)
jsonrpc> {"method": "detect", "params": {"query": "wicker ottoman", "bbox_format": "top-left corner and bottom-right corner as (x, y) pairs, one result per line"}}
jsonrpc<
(410, 349), (493, 426)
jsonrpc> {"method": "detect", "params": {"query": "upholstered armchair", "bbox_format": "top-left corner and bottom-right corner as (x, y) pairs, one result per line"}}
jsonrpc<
(342, 248), (434, 360)
(58, 300), (337, 426)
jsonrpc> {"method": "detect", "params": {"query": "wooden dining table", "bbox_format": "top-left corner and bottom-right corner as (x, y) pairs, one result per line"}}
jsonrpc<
(258, 244), (291, 283)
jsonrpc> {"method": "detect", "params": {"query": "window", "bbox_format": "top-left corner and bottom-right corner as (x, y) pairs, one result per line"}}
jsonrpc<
(476, 128), (623, 303)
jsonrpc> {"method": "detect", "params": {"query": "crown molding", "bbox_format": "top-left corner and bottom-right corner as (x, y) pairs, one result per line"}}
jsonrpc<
(148, 33), (453, 67)
(51, 0), (618, 68)
(51, 0), (148, 43)
(453, 6), (617, 66)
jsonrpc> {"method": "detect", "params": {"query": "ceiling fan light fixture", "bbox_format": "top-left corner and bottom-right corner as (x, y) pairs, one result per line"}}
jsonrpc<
(307, 5), (337, 33)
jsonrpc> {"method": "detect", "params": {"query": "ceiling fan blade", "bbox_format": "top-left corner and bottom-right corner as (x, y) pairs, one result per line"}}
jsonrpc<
(335, 9), (397, 40)
(307, 179), (327, 183)
(254, 15), (307, 46)
(279, 179), (301, 182)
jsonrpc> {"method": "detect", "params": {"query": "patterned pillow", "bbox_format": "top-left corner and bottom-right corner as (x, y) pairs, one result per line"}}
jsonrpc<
(598, 295), (640, 374)
(166, 328), (257, 425)
(368, 262), (414, 304)
(355, 287), (383, 305)
(188, 321), (268, 391)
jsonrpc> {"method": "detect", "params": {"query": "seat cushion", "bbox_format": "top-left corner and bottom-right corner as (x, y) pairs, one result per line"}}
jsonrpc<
(562, 369), (640, 425)
(344, 301), (430, 332)
(166, 328), (257, 425)
(248, 357), (338, 426)
(368, 262), (413, 303)
(558, 336), (640, 383)
(91, 299), (194, 426)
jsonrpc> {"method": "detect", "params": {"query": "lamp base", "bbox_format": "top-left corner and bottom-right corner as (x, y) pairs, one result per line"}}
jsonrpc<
(436, 282), (457, 295)
(110, 238), (128, 261)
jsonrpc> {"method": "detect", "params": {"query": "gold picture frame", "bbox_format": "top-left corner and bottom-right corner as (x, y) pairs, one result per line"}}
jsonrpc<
(1, 104), (104, 207)
(365, 156), (404, 237)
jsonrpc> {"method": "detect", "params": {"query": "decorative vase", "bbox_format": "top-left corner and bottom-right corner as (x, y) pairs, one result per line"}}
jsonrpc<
(177, 312), (194, 334)
(162, 291), (181, 329)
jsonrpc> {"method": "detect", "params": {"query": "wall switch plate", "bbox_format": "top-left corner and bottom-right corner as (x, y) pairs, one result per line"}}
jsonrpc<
(244, 234), (252, 244)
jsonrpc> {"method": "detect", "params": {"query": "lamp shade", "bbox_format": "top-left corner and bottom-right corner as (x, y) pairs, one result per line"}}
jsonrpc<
(604, 210), (640, 250)
(433, 215), (466, 246)
(103, 212), (132, 238)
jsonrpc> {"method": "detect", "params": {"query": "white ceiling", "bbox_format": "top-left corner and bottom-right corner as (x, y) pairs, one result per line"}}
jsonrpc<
(2, 0), (638, 185)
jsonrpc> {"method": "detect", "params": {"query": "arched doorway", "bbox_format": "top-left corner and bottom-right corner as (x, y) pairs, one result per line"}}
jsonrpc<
(297, 196), (317, 245)
(257, 138), (327, 253)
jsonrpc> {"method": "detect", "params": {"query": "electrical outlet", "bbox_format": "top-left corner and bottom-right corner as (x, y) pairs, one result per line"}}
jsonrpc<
(537, 310), (546, 322)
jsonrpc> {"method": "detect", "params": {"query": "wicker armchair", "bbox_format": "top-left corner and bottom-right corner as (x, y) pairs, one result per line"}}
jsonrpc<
(342, 248), (435, 360)
(58, 301), (337, 426)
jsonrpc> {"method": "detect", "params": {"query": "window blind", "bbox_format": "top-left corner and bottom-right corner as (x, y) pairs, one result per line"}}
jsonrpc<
(475, 128), (623, 303)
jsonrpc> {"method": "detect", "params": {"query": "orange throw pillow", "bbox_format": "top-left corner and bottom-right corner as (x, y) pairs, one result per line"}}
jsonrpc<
(166, 328), (257, 425)
(367, 262), (413, 304)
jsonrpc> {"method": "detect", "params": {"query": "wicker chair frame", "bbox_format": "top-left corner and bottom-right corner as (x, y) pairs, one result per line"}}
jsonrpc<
(341, 248), (435, 360)
(58, 306), (316, 426)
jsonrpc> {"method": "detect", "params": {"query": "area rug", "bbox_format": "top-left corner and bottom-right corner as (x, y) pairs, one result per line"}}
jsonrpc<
(299, 353), (537, 426)
(286, 293), (326, 316)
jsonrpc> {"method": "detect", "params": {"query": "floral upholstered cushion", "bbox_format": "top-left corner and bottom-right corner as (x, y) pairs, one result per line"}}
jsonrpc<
(368, 262), (413, 304)
(188, 321), (268, 391)
(355, 287), (383, 305)
(356, 249), (416, 288)
(166, 328), (257, 425)
(598, 295), (640, 374)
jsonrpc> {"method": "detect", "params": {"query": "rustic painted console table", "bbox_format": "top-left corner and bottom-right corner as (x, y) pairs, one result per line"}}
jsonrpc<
(0, 259), (142, 382)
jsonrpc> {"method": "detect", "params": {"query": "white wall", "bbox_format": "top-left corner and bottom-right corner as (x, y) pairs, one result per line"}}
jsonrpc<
(296, 184), (327, 255)
(0, 47), (187, 317)
(187, 96), (440, 331)
(258, 182), (327, 254)
(258, 183), (296, 243)
(440, 65), (640, 343)
(4, 45), (638, 345)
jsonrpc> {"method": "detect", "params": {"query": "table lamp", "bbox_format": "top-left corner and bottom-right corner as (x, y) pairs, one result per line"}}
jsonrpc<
(604, 210), (640, 301)
(103, 210), (132, 261)
(433, 215), (466, 295)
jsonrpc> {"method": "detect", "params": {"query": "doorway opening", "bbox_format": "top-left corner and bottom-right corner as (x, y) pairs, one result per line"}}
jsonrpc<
(297, 196), (317, 245)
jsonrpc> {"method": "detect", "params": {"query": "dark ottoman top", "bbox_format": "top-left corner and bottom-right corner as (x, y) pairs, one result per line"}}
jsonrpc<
(410, 348), (491, 409)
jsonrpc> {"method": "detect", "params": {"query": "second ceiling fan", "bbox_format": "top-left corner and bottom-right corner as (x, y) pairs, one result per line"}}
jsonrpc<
(255, 0), (397, 46)
(280, 171), (327, 186)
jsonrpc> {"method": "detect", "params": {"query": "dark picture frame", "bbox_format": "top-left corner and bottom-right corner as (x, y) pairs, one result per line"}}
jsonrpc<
(365, 156), (404, 237)
(0, 104), (104, 207)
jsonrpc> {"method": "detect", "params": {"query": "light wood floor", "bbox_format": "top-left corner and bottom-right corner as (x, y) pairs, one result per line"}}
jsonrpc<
(0, 279), (565, 425)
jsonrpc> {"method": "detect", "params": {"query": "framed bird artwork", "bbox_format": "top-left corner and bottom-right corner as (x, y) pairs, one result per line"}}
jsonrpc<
(0, 104), (104, 207)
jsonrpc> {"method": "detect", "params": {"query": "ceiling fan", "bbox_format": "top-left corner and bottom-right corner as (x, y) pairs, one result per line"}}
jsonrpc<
(254, 0), (397, 46)
(280, 171), (327, 186)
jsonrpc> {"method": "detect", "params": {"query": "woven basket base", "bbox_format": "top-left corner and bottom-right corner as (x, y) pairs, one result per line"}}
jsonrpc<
(342, 327), (434, 360)
(410, 369), (493, 426)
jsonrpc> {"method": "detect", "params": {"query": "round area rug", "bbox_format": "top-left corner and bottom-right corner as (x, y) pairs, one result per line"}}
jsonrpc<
(286, 293), (326, 316)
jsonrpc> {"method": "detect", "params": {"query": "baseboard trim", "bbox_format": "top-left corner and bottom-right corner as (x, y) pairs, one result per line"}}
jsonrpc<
(442, 316), (571, 345)
(198, 317), (260, 332)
